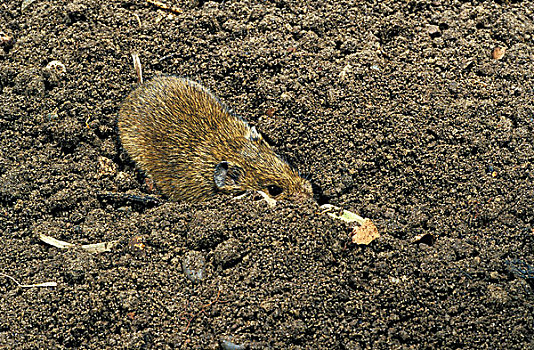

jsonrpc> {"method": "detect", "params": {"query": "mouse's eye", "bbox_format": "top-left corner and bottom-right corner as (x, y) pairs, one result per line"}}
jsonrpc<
(266, 185), (283, 197)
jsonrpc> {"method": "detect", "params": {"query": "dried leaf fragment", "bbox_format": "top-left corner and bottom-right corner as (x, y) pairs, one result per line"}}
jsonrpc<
(351, 218), (379, 245)
(319, 204), (366, 224)
(319, 204), (379, 245)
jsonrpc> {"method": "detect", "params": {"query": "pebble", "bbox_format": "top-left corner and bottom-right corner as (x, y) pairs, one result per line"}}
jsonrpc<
(45, 60), (66, 75)
(213, 238), (243, 268)
(426, 24), (441, 38)
(491, 47), (506, 60)
(182, 250), (205, 283)
(21, 0), (38, 11)
(43, 60), (66, 86)
(220, 340), (245, 350)
(97, 156), (118, 177)
(0, 32), (14, 49)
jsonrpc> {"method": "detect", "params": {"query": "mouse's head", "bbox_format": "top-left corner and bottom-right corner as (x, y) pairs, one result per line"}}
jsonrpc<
(213, 124), (313, 201)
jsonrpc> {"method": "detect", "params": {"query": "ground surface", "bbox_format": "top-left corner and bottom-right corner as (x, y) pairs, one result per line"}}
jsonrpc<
(1, 0), (533, 349)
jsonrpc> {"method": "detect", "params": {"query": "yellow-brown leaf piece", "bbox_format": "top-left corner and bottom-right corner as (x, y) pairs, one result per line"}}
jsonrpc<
(351, 219), (379, 245)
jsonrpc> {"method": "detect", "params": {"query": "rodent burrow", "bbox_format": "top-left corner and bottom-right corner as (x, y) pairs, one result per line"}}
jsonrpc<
(118, 76), (312, 202)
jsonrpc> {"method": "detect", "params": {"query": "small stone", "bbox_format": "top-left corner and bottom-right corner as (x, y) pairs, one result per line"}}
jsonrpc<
(265, 107), (276, 118)
(0, 32), (14, 49)
(98, 156), (117, 177)
(213, 238), (243, 268)
(45, 60), (66, 75)
(492, 47), (506, 60)
(43, 60), (67, 87)
(339, 64), (352, 81)
(411, 232), (436, 246)
(13, 199), (24, 212)
(426, 25), (441, 38)
(489, 271), (500, 280)
(280, 92), (292, 102)
(182, 250), (205, 283)
(448, 81), (459, 94)
(21, 0), (38, 11)
(220, 339), (245, 350)
(461, 59), (474, 71)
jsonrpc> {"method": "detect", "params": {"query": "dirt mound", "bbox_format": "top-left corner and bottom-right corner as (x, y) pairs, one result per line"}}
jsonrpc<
(1, 0), (532, 348)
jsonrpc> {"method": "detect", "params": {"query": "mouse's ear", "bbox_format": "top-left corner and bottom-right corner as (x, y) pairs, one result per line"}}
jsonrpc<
(245, 126), (263, 142)
(214, 161), (244, 189)
(249, 126), (261, 141)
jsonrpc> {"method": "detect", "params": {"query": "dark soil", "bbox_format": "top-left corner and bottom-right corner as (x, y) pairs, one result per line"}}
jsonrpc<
(1, 0), (533, 349)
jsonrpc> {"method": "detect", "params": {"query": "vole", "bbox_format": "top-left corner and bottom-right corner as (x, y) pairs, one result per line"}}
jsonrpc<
(118, 76), (312, 202)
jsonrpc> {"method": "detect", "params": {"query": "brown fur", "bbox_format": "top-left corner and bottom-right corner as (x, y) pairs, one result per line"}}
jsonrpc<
(118, 76), (312, 202)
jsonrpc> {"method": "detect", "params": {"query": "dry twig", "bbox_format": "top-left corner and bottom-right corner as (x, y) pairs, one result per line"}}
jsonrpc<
(131, 53), (143, 84)
(39, 233), (117, 253)
(0, 272), (57, 288)
(146, 0), (183, 14)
